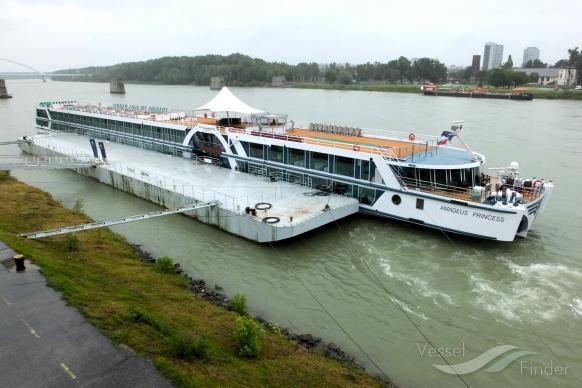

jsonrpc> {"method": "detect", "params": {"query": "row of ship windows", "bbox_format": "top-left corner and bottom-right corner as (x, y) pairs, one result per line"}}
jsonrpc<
(239, 163), (381, 204)
(240, 141), (376, 181)
(45, 111), (186, 144)
(45, 122), (183, 156)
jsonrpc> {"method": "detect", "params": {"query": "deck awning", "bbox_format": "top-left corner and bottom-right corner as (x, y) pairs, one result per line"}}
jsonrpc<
(194, 87), (265, 115)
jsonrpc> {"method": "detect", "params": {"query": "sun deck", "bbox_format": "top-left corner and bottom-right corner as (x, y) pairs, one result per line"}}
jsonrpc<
(45, 102), (478, 166)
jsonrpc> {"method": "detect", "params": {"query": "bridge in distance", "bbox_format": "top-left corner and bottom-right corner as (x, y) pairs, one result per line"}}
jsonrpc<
(0, 58), (89, 81)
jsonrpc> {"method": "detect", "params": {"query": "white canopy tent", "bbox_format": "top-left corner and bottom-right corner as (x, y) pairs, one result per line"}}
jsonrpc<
(194, 87), (265, 116)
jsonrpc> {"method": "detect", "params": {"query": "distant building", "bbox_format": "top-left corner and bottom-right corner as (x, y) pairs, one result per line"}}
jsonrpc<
(482, 42), (504, 71)
(271, 76), (286, 87)
(210, 76), (225, 90)
(471, 55), (481, 79)
(515, 67), (577, 86)
(522, 47), (540, 67)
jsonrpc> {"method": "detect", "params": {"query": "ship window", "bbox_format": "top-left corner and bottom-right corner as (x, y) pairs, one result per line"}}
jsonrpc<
(288, 148), (305, 167)
(416, 198), (424, 210)
(417, 168), (431, 186)
(392, 194), (402, 205)
(450, 169), (462, 187)
(361, 160), (370, 180)
(249, 142), (263, 159)
(269, 145), (284, 163)
(435, 169), (447, 186)
(335, 156), (355, 177)
(358, 187), (376, 205)
(464, 168), (475, 187)
(311, 152), (328, 172)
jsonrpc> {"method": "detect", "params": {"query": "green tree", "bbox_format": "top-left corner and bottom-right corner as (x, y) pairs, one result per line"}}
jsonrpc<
(524, 59), (547, 68)
(411, 58), (447, 83)
(487, 69), (509, 88)
(487, 68), (529, 88)
(528, 72), (540, 83)
(324, 64), (339, 83)
(504, 55), (514, 69)
(337, 70), (353, 84)
(396, 56), (411, 82)
(567, 46), (582, 84)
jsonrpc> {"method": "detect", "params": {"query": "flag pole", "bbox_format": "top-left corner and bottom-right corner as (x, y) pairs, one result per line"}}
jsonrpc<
(451, 121), (480, 162)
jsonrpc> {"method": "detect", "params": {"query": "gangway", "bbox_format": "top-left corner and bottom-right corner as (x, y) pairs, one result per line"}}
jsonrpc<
(20, 201), (218, 239)
(0, 140), (27, 145)
(0, 155), (101, 170)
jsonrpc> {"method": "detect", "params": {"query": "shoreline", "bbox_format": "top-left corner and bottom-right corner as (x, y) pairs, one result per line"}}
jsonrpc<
(48, 78), (582, 100)
(129, 243), (375, 373)
(0, 171), (394, 387)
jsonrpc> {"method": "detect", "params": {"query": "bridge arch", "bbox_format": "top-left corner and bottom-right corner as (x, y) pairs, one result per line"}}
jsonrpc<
(0, 58), (45, 81)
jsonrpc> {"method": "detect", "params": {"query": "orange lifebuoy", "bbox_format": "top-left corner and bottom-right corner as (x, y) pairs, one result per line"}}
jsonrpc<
(409, 133), (416, 141)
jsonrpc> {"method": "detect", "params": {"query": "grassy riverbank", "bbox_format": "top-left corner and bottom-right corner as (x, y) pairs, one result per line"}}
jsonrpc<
(286, 82), (582, 100)
(0, 172), (386, 387)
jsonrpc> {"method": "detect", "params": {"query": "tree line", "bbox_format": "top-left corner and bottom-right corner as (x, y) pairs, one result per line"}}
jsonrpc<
(54, 53), (448, 85)
(55, 47), (581, 88)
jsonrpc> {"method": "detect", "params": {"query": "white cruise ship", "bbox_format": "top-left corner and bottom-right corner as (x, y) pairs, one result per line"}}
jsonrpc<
(34, 87), (553, 241)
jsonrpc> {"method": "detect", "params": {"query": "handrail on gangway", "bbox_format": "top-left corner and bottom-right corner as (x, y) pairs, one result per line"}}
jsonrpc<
(0, 140), (27, 146)
(0, 155), (101, 170)
(20, 201), (218, 239)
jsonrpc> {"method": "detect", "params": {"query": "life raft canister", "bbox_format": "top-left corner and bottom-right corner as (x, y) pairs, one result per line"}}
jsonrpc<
(409, 133), (416, 141)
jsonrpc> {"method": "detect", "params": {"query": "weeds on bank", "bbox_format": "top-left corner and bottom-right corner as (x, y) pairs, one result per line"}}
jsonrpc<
(66, 233), (79, 251)
(229, 293), (247, 315)
(73, 198), (85, 213)
(234, 316), (265, 358)
(155, 256), (174, 274)
(266, 320), (283, 337)
(168, 332), (209, 360)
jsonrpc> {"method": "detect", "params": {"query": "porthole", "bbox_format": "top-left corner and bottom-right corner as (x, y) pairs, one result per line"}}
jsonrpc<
(392, 194), (402, 205)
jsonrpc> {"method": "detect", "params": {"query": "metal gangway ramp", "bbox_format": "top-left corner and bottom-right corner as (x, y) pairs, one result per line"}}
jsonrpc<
(0, 155), (101, 170)
(20, 201), (218, 239)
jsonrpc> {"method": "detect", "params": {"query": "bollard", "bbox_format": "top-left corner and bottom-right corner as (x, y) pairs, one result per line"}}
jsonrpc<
(13, 254), (26, 272)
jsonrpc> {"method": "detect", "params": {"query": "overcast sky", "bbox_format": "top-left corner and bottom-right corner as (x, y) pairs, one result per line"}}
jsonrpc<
(1, 0), (581, 72)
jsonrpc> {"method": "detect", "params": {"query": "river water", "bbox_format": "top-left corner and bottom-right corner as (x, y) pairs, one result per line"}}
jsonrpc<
(1, 80), (581, 388)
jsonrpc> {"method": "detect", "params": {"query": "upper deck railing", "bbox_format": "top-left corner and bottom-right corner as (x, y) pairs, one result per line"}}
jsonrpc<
(398, 175), (544, 204)
(46, 103), (442, 162)
(214, 124), (438, 161)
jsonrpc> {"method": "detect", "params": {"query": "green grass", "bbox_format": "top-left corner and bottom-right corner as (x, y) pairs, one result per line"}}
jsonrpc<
(288, 82), (420, 94)
(287, 82), (582, 100)
(0, 171), (387, 387)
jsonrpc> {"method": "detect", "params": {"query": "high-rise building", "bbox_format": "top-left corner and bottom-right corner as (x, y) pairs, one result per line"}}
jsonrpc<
(471, 55), (481, 79)
(522, 47), (540, 67)
(482, 42), (504, 71)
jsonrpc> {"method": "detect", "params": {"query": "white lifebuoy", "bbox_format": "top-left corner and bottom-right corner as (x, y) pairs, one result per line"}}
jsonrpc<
(409, 133), (416, 141)
(533, 179), (542, 188)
